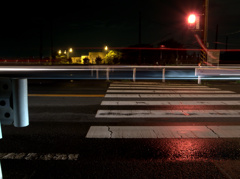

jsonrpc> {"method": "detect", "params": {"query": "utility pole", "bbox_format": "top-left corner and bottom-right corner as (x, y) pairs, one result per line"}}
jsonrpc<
(138, 12), (142, 65)
(203, 0), (209, 47)
(215, 24), (218, 49)
(200, 0), (209, 65)
(50, 18), (54, 64)
(39, 24), (43, 61)
(139, 12), (142, 45)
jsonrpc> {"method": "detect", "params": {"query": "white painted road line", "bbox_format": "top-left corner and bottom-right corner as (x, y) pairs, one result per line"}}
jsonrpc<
(109, 87), (221, 90)
(105, 94), (240, 98)
(110, 84), (209, 88)
(106, 90), (235, 94)
(96, 110), (240, 118)
(86, 126), (240, 138)
(101, 101), (240, 106)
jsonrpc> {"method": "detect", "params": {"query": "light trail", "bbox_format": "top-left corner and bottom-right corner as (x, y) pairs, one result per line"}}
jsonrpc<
(73, 46), (240, 52)
(0, 65), (240, 81)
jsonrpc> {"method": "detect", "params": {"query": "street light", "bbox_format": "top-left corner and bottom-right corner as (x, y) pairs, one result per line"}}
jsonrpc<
(104, 46), (108, 51)
(58, 48), (73, 59)
(67, 48), (73, 59)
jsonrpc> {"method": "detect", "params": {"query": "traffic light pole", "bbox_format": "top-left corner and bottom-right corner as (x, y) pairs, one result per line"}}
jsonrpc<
(200, 0), (209, 65)
(203, 0), (209, 47)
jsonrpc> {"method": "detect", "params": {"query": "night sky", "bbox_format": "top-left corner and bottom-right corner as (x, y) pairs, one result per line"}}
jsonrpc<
(0, 0), (239, 58)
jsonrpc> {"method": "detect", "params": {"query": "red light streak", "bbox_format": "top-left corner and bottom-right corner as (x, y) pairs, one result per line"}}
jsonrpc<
(74, 46), (240, 52)
(1, 46), (240, 64)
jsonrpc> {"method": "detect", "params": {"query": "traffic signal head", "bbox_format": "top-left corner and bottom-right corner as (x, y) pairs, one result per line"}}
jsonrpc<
(188, 14), (196, 24)
(187, 14), (200, 30)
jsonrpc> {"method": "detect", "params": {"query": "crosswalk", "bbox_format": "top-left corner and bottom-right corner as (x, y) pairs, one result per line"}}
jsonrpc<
(86, 82), (240, 139)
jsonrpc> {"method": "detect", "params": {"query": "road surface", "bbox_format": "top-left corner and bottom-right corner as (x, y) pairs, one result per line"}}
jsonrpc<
(1, 80), (240, 178)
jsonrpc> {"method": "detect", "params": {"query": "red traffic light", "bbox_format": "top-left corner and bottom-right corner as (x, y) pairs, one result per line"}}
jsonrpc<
(188, 14), (196, 24)
(187, 14), (200, 30)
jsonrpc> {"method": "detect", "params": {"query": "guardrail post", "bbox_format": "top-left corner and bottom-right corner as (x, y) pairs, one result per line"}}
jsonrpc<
(96, 69), (99, 79)
(91, 68), (93, 77)
(198, 76), (201, 85)
(0, 161), (2, 179)
(195, 68), (201, 85)
(12, 78), (29, 127)
(133, 68), (136, 82)
(162, 68), (165, 83)
(0, 78), (14, 137)
(0, 121), (2, 139)
(106, 68), (110, 81)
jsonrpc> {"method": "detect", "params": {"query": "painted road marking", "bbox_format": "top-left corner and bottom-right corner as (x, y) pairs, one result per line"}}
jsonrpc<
(110, 84), (209, 88)
(106, 90), (235, 94)
(101, 101), (240, 106)
(105, 94), (240, 98)
(109, 87), (221, 90)
(28, 94), (105, 97)
(86, 126), (240, 138)
(96, 110), (240, 118)
(0, 153), (79, 160)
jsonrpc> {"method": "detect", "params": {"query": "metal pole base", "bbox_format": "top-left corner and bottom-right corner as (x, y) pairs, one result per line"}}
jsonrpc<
(12, 79), (29, 127)
(0, 122), (2, 139)
(0, 161), (2, 179)
(133, 68), (136, 82)
(162, 68), (165, 83)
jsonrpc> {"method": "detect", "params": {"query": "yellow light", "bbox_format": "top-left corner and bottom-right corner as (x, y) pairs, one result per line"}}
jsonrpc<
(104, 46), (108, 51)
(188, 14), (196, 24)
(69, 48), (73, 53)
(64, 50), (67, 54)
(58, 50), (62, 55)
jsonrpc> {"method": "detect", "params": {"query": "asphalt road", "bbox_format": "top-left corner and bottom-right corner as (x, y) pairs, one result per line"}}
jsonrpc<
(1, 79), (240, 178)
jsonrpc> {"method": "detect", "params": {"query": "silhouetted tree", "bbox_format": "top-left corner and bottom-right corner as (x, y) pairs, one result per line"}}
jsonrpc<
(158, 39), (186, 65)
(104, 50), (122, 64)
(83, 57), (90, 64)
(95, 56), (102, 65)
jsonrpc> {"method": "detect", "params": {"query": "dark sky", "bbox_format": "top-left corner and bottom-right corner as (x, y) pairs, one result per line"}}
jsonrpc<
(0, 0), (240, 58)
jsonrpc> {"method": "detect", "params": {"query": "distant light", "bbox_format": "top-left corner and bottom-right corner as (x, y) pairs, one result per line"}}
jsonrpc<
(58, 50), (62, 55)
(64, 50), (67, 54)
(69, 48), (73, 53)
(188, 14), (196, 24)
(105, 46), (108, 51)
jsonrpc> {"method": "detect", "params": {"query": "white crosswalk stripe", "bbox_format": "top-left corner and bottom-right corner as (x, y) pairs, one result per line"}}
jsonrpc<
(107, 90), (235, 93)
(109, 87), (221, 90)
(105, 94), (240, 98)
(96, 109), (240, 118)
(86, 82), (240, 138)
(110, 84), (209, 88)
(101, 101), (240, 106)
(86, 126), (240, 138)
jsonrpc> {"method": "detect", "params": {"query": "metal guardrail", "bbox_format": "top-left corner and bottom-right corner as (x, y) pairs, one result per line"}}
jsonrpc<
(1, 65), (240, 80)
(1, 64), (240, 138)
